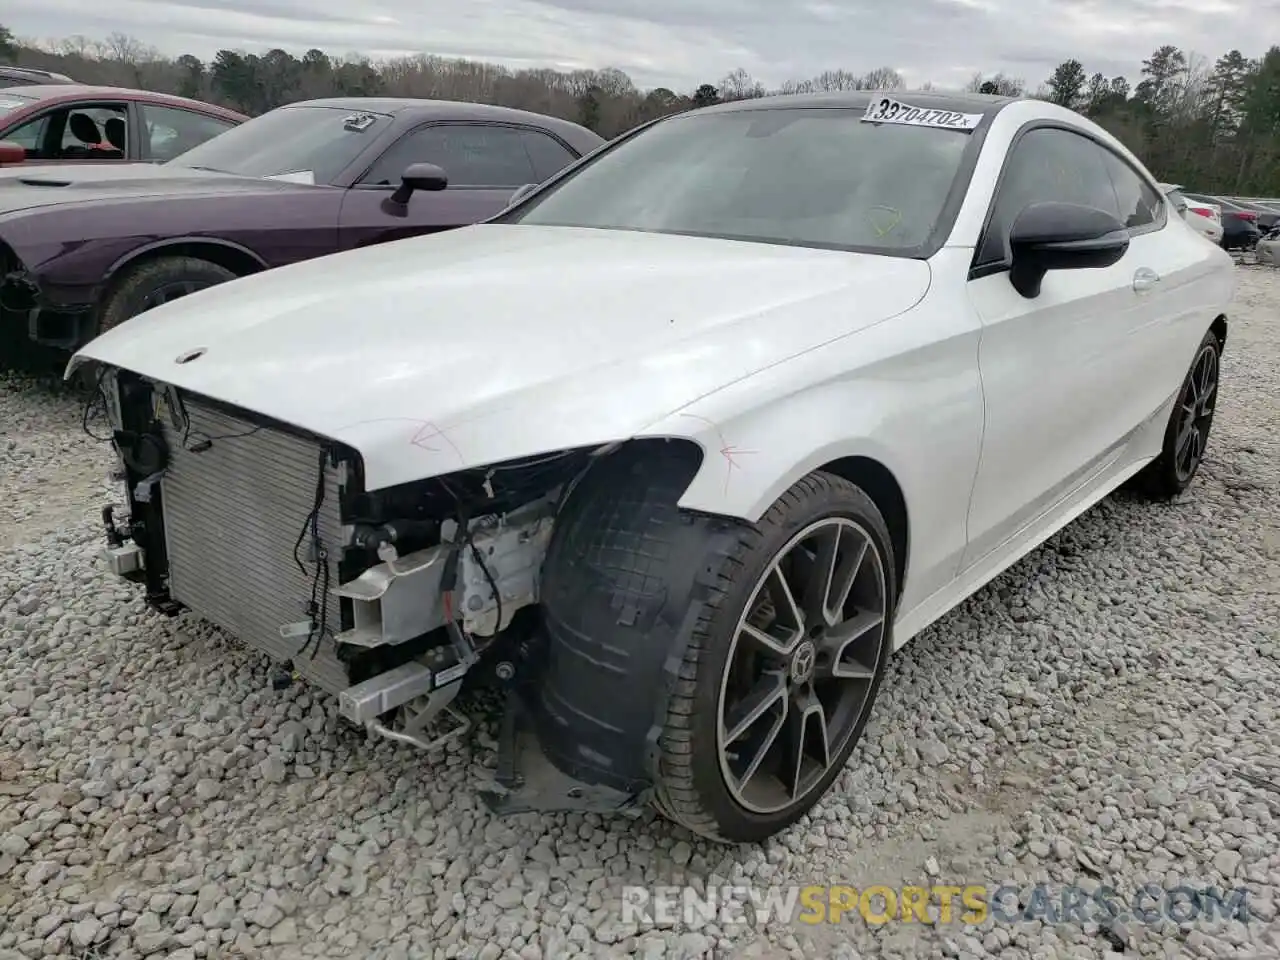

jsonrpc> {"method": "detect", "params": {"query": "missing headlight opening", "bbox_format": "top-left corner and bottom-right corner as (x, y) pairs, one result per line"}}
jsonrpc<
(91, 368), (646, 816)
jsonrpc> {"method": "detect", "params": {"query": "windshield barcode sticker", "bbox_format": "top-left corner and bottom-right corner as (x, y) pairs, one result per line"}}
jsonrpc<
(862, 97), (982, 131)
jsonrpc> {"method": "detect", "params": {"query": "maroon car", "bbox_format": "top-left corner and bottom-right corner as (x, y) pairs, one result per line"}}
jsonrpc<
(0, 97), (604, 353)
(0, 85), (247, 166)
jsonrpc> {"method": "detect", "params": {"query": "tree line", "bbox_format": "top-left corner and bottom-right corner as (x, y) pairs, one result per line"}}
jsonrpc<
(2, 24), (1277, 195)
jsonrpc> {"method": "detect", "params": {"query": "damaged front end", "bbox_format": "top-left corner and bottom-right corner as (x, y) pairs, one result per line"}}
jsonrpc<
(0, 241), (96, 351)
(90, 365), (649, 817)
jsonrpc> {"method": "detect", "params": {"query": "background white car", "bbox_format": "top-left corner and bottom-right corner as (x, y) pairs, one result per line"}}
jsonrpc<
(1161, 182), (1224, 244)
(71, 91), (1236, 844)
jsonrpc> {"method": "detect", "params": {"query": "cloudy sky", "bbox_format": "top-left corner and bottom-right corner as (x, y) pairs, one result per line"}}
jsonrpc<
(3, 0), (1266, 92)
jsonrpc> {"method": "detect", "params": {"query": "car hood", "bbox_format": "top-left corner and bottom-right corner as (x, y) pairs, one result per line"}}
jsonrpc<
(71, 224), (932, 491)
(0, 164), (317, 216)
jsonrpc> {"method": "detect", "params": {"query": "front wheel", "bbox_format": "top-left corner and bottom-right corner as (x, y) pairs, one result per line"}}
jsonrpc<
(98, 256), (237, 337)
(654, 472), (896, 842)
(1132, 328), (1221, 499)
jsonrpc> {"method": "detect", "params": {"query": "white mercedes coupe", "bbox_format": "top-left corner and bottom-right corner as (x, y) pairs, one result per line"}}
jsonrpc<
(69, 90), (1235, 843)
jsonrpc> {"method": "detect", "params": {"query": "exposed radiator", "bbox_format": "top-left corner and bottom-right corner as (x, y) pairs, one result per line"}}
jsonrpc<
(158, 395), (351, 694)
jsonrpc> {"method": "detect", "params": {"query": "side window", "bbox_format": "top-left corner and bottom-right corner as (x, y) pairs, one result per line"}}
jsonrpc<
(61, 105), (128, 158)
(359, 124), (537, 188)
(976, 128), (1119, 266)
(1100, 151), (1164, 231)
(520, 129), (577, 182)
(4, 114), (50, 154)
(141, 105), (236, 162)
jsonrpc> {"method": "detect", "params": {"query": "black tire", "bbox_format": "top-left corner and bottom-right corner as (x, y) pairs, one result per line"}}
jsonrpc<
(1132, 327), (1222, 499)
(653, 471), (897, 843)
(98, 256), (237, 336)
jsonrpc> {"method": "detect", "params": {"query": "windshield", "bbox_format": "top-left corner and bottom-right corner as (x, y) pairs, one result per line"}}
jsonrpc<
(0, 93), (35, 116)
(504, 107), (975, 252)
(165, 105), (389, 183)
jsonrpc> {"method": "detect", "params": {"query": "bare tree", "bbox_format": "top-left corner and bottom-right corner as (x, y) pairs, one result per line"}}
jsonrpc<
(718, 67), (766, 101)
(102, 31), (153, 63)
(859, 66), (904, 90)
(965, 71), (1024, 96)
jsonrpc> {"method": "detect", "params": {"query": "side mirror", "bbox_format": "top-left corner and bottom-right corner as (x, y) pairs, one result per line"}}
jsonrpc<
(1007, 201), (1129, 298)
(0, 141), (26, 165)
(390, 162), (447, 204)
(508, 183), (539, 207)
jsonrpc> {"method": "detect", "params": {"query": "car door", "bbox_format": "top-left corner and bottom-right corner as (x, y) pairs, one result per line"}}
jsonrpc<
(0, 100), (135, 166)
(336, 122), (562, 251)
(960, 124), (1171, 570)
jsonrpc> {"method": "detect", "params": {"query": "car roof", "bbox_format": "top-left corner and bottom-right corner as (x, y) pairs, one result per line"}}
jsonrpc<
(288, 97), (597, 128)
(278, 97), (605, 151)
(693, 89), (1021, 117)
(0, 84), (246, 119)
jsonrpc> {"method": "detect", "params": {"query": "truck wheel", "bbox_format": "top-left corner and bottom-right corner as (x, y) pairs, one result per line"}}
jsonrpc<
(654, 472), (896, 842)
(99, 256), (236, 335)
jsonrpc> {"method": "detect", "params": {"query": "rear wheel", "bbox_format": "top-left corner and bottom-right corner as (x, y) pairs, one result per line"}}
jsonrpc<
(654, 473), (896, 842)
(1132, 328), (1221, 499)
(98, 256), (236, 336)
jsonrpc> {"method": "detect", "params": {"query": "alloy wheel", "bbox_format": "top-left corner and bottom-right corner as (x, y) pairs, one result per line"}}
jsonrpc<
(1175, 342), (1219, 482)
(143, 280), (207, 310)
(716, 516), (887, 815)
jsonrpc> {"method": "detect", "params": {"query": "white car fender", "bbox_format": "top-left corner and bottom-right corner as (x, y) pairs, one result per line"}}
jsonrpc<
(638, 249), (986, 616)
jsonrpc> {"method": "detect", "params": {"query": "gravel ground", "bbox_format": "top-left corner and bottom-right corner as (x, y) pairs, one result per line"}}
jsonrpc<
(1, 267), (1278, 960)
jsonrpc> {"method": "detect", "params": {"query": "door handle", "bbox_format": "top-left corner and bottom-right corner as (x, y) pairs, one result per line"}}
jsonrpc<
(1132, 267), (1161, 292)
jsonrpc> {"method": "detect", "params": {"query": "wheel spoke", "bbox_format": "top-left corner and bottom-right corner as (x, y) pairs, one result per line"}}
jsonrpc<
(817, 609), (883, 680)
(1186, 345), (1218, 421)
(1175, 420), (1196, 462)
(785, 686), (831, 799)
(801, 524), (842, 626)
(799, 525), (869, 629)
(828, 536), (868, 628)
(1177, 427), (1200, 474)
(722, 670), (788, 745)
(740, 620), (801, 659)
(1196, 353), (1215, 399)
(765, 565), (805, 635)
(726, 681), (789, 792)
(1198, 377), (1217, 417)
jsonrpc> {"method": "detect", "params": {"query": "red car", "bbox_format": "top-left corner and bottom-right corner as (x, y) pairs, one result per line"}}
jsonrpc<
(0, 85), (247, 166)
